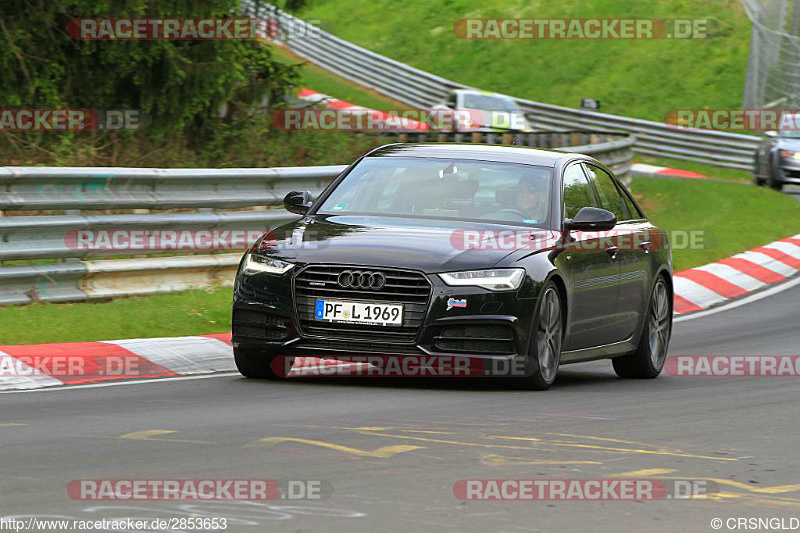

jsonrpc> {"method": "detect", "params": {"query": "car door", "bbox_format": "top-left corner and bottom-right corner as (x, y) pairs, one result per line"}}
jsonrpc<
(584, 164), (651, 343)
(557, 162), (620, 351)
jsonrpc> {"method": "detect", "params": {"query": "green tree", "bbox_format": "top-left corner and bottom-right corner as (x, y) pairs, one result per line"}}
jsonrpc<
(0, 0), (297, 136)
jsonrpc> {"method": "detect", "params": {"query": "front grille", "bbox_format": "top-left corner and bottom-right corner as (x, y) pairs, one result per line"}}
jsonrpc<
(434, 324), (515, 355)
(294, 265), (431, 345)
(233, 309), (289, 340)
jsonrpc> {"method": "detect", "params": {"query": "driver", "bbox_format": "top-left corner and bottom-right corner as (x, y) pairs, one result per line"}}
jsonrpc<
(516, 174), (549, 223)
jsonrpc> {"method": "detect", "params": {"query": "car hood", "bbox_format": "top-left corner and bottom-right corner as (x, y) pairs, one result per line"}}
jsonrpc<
(256, 214), (556, 273)
(777, 138), (800, 150)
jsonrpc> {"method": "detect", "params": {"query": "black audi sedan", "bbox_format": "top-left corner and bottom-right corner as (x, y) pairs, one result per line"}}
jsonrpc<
(232, 144), (673, 389)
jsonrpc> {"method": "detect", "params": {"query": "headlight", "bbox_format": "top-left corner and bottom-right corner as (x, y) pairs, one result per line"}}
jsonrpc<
(438, 268), (525, 291)
(243, 254), (294, 275)
(780, 150), (800, 161)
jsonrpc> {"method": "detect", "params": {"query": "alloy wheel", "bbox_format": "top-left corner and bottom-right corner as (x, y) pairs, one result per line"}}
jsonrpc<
(648, 280), (671, 368)
(536, 287), (563, 382)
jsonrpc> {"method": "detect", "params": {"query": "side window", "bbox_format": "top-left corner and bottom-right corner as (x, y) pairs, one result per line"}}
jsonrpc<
(562, 164), (595, 220)
(621, 189), (644, 219)
(585, 165), (627, 221)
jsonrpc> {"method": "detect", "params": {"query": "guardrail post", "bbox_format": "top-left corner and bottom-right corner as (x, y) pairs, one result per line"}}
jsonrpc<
(502, 133), (512, 146)
(471, 132), (483, 144)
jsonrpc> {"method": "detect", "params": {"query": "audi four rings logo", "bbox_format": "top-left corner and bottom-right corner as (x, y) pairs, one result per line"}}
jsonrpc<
(337, 270), (386, 290)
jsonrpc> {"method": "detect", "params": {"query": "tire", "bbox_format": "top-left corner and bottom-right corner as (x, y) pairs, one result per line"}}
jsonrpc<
(613, 277), (672, 379)
(516, 282), (564, 390)
(234, 347), (291, 380)
(753, 156), (765, 186)
(768, 161), (784, 191)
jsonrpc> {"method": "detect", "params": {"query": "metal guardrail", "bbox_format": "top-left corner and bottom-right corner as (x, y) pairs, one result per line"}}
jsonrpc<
(244, 1), (761, 170)
(397, 130), (635, 179)
(0, 131), (634, 305)
(0, 166), (341, 211)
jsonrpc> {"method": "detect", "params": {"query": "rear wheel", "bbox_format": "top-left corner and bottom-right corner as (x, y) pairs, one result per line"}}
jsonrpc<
(613, 277), (671, 379)
(754, 155), (765, 186)
(517, 283), (563, 390)
(234, 347), (291, 380)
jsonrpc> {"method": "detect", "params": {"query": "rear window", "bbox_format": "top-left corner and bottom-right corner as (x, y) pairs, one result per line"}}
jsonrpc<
(462, 94), (519, 112)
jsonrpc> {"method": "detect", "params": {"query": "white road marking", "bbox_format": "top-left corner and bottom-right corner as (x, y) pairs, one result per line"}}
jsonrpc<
(693, 263), (766, 292)
(0, 371), (241, 394)
(675, 275), (800, 322)
(736, 251), (797, 277)
(673, 276), (727, 308)
(107, 336), (236, 375)
(763, 241), (800, 260)
(0, 351), (64, 391)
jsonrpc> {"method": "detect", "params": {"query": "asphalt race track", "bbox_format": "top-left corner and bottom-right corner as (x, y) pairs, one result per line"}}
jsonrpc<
(2, 281), (799, 533)
(786, 184), (800, 202)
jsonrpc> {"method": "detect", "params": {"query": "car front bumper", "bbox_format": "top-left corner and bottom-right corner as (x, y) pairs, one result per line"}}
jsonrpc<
(232, 265), (540, 369)
(777, 158), (800, 184)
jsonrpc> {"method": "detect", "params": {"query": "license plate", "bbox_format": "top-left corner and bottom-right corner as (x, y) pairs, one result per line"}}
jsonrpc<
(314, 299), (404, 326)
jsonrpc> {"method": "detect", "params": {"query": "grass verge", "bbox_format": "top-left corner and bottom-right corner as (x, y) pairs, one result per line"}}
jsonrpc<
(271, 45), (411, 111)
(634, 155), (753, 182)
(630, 177), (800, 271)
(297, 0), (750, 121)
(0, 288), (232, 345)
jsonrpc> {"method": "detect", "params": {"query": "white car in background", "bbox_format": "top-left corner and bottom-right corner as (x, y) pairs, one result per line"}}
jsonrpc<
(433, 89), (534, 133)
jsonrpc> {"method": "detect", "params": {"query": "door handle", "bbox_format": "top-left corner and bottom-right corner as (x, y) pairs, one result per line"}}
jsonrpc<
(605, 246), (619, 258)
(639, 241), (651, 254)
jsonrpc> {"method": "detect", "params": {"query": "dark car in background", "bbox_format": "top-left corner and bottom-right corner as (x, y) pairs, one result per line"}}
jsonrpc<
(754, 129), (800, 191)
(232, 144), (673, 390)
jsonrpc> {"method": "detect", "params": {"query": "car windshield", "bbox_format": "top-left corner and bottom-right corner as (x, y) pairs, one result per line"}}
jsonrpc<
(462, 93), (520, 112)
(778, 129), (800, 138)
(317, 157), (552, 226)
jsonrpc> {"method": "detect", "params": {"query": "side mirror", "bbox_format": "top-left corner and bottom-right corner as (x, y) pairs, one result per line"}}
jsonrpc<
(283, 190), (313, 215)
(765, 131), (778, 138)
(563, 207), (616, 231)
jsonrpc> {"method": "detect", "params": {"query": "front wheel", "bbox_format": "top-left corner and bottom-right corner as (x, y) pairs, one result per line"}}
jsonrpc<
(768, 161), (784, 191)
(517, 283), (563, 390)
(613, 277), (672, 379)
(234, 347), (292, 380)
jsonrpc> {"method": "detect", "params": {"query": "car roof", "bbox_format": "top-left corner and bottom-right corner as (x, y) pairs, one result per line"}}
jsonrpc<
(365, 143), (590, 168)
(454, 89), (508, 97)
